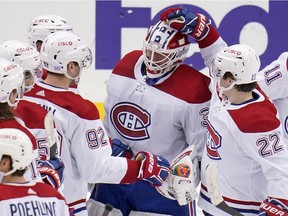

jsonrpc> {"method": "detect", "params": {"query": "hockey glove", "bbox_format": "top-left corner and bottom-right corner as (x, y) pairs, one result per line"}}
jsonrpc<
(135, 151), (170, 186)
(160, 7), (211, 41)
(111, 138), (133, 159)
(258, 198), (288, 216)
(156, 145), (200, 205)
(38, 157), (65, 189)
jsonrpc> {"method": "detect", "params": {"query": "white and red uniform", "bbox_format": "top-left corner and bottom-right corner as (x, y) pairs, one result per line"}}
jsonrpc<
(15, 99), (58, 160)
(0, 119), (42, 183)
(24, 81), (140, 215)
(0, 181), (69, 215)
(198, 40), (288, 215)
(257, 52), (288, 141)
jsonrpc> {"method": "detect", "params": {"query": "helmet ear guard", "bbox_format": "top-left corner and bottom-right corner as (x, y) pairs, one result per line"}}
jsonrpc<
(143, 20), (190, 80)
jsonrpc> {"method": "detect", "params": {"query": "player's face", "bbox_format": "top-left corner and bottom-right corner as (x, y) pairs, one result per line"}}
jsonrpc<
(146, 49), (169, 67)
(36, 41), (42, 52)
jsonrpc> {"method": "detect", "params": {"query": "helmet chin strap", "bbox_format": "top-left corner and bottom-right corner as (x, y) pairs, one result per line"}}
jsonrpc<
(217, 78), (235, 98)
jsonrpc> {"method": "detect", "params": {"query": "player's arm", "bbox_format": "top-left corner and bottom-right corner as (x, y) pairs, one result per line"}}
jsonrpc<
(72, 117), (170, 185)
(160, 7), (227, 69)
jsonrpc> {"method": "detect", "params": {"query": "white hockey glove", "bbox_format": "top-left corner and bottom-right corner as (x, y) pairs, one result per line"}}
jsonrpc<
(156, 145), (200, 206)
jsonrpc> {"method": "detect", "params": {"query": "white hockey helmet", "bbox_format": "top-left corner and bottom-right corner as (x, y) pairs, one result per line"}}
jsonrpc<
(213, 44), (260, 85)
(143, 20), (190, 79)
(40, 31), (92, 81)
(0, 58), (25, 107)
(27, 14), (73, 49)
(0, 128), (34, 176)
(0, 40), (40, 91)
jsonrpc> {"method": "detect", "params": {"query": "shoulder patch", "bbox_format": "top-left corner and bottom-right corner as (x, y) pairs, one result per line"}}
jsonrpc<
(112, 50), (142, 79)
(156, 65), (212, 103)
(228, 99), (280, 133)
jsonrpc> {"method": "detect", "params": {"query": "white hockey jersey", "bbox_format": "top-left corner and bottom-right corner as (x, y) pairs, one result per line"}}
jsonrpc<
(197, 42), (288, 215)
(257, 52), (288, 140)
(0, 181), (69, 216)
(24, 82), (141, 215)
(104, 50), (211, 162)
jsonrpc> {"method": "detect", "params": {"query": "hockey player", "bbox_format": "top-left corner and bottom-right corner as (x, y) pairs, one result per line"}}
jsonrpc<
(88, 14), (217, 215)
(24, 31), (170, 216)
(0, 128), (69, 215)
(0, 57), (41, 183)
(0, 40), (64, 190)
(162, 7), (288, 215)
(257, 52), (288, 142)
(27, 14), (73, 79)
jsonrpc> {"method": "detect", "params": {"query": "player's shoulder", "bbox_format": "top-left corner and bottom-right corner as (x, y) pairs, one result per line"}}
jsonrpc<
(33, 182), (66, 200)
(228, 93), (280, 133)
(112, 50), (142, 78)
(156, 64), (212, 103)
(0, 182), (65, 200)
(26, 83), (99, 120)
(15, 99), (47, 129)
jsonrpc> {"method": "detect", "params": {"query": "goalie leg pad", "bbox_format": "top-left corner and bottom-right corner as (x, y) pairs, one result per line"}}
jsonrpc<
(86, 199), (123, 216)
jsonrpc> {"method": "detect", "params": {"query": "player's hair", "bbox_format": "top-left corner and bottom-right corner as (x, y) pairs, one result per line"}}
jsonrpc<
(223, 72), (256, 92)
(0, 102), (15, 120)
(1, 155), (26, 176)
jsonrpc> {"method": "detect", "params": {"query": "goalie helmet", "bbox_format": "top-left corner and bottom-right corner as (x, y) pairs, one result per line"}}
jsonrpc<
(27, 14), (73, 50)
(213, 44), (260, 85)
(0, 40), (40, 91)
(0, 58), (24, 107)
(40, 31), (92, 81)
(143, 20), (190, 80)
(0, 128), (34, 176)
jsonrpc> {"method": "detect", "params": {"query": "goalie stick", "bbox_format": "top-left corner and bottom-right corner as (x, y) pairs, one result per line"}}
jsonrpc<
(44, 111), (57, 160)
(206, 162), (244, 216)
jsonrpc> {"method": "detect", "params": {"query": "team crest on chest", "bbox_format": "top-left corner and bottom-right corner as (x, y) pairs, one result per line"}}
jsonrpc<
(110, 102), (151, 140)
(206, 120), (222, 160)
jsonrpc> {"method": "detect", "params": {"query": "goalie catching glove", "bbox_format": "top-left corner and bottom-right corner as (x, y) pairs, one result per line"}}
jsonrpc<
(38, 157), (65, 189)
(160, 7), (211, 41)
(156, 145), (200, 206)
(135, 151), (171, 186)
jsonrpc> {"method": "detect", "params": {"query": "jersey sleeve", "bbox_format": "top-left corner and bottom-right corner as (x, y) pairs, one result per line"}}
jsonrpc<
(70, 114), (138, 184)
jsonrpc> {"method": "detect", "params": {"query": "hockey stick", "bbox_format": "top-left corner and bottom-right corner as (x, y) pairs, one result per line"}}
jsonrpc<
(44, 111), (57, 160)
(206, 162), (244, 216)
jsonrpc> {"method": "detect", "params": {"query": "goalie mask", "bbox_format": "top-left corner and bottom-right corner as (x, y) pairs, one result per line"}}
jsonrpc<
(211, 44), (260, 97)
(0, 40), (40, 92)
(143, 20), (190, 82)
(0, 128), (34, 182)
(0, 58), (25, 107)
(40, 31), (92, 83)
(27, 14), (74, 51)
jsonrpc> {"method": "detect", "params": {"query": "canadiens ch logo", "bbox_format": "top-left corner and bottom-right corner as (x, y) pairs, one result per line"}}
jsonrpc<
(206, 120), (222, 160)
(110, 102), (151, 140)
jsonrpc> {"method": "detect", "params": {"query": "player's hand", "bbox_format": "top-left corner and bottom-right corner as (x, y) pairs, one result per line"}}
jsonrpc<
(111, 138), (133, 159)
(160, 7), (210, 40)
(38, 157), (65, 189)
(135, 151), (170, 186)
(258, 198), (288, 216)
